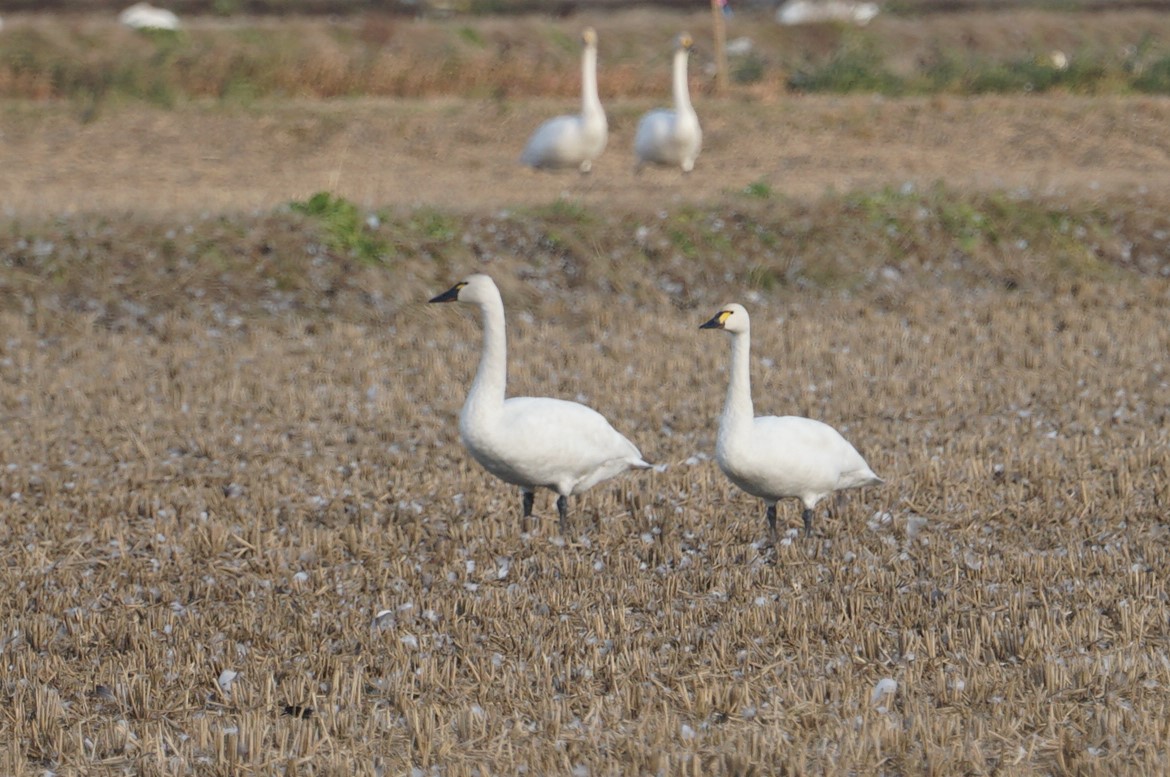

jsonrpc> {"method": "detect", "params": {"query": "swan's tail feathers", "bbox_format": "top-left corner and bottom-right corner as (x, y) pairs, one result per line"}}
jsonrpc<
(632, 457), (653, 470)
(840, 467), (884, 491)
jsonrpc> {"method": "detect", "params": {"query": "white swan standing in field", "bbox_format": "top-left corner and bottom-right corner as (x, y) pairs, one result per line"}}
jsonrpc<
(430, 274), (650, 532)
(701, 303), (882, 539)
(634, 33), (702, 173)
(520, 28), (608, 173)
(119, 3), (181, 31)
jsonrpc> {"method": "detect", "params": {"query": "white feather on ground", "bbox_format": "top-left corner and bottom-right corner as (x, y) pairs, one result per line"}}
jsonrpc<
(700, 303), (882, 539)
(429, 274), (650, 533)
(520, 28), (607, 174)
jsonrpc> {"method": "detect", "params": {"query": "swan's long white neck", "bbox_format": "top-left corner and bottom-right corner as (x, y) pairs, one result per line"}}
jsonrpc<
(466, 290), (508, 422)
(581, 43), (605, 128)
(672, 47), (695, 117)
(720, 329), (755, 441)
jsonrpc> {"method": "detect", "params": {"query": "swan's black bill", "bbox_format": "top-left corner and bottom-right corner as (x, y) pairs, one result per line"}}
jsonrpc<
(429, 283), (463, 304)
(700, 312), (727, 330)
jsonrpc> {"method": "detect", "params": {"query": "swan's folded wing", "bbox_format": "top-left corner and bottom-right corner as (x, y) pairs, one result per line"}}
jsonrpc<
(521, 116), (582, 167)
(501, 396), (646, 487)
(746, 415), (871, 490)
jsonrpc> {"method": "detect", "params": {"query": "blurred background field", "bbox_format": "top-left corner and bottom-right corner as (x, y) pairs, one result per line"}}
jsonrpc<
(10, 2), (1170, 103)
(2, 1), (1170, 775)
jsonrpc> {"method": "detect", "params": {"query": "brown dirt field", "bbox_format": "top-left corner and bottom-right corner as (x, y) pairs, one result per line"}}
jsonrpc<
(4, 94), (1170, 216)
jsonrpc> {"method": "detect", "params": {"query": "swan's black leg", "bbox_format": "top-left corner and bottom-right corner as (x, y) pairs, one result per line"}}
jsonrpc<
(521, 490), (535, 532)
(802, 508), (814, 537)
(557, 495), (569, 535)
(766, 504), (778, 544)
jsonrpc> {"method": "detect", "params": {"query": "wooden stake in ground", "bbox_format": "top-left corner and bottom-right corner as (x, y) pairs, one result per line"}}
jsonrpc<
(711, 0), (729, 95)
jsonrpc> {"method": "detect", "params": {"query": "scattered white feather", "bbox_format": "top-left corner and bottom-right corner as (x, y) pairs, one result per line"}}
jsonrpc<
(521, 28), (607, 173)
(726, 37), (753, 57)
(217, 669), (238, 692)
(905, 514), (928, 540)
(119, 3), (180, 31)
(634, 33), (702, 173)
(495, 556), (512, 579)
(430, 274), (650, 532)
(871, 677), (897, 706)
(701, 303), (882, 539)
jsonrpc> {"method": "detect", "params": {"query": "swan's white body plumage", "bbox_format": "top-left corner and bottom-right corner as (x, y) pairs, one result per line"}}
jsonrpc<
(521, 28), (608, 173)
(634, 34), (702, 172)
(431, 274), (649, 525)
(461, 396), (645, 497)
(119, 2), (180, 30)
(702, 303), (881, 536)
(776, 0), (879, 26)
(717, 414), (878, 508)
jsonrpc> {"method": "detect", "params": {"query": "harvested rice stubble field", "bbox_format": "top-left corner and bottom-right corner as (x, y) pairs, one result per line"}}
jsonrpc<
(3, 11), (1170, 777)
(1, 216), (1169, 775)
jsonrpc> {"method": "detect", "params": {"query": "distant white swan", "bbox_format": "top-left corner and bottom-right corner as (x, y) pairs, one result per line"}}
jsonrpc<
(119, 3), (180, 31)
(520, 28), (608, 173)
(701, 303), (882, 539)
(776, 0), (879, 26)
(430, 274), (650, 532)
(634, 33), (702, 173)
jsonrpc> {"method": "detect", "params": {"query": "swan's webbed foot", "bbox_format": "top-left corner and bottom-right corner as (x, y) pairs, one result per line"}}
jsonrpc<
(557, 495), (569, 535)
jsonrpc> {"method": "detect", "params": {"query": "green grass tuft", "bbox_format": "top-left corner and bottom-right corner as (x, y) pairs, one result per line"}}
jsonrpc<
(290, 191), (389, 265)
(742, 180), (774, 200)
(788, 37), (903, 95)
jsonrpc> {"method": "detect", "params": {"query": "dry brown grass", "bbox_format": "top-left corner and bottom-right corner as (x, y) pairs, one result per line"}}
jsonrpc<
(1, 189), (1169, 774)
(8, 7), (1170, 102)
(11, 94), (1170, 219)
